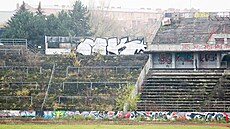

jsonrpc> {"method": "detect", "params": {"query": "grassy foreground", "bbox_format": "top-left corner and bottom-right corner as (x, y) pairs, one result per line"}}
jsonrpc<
(0, 124), (228, 129)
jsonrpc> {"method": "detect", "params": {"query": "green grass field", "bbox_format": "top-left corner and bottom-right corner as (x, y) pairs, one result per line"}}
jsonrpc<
(0, 124), (229, 129)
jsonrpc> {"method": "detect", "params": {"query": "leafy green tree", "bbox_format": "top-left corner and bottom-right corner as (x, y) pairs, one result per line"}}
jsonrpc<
(45, 10), (75, 36)
(30, 15), (46, 47)
(2, 1), (47, 49)
(2, 3), (33, 39)
(27, 2), (47, 48)
(2, 0), (92, 47)
(45, 14), (62, 36)
(69, 0), (91, 36)
(57, 10), (74, 36)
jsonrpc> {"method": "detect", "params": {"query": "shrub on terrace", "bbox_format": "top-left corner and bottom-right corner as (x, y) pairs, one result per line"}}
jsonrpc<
(115, 84), (140, 111)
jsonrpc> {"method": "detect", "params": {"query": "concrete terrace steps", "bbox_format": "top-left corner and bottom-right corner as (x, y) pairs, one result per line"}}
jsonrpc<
(143, 82), (218, 86)
(141, 88), (213, 92)
(137, 106), (200, 111)
(143, 80), (219, 83)
(138, 100), (203, 104)
(147, 73), (223, 76)
(140, 94), (209, 97)
(140, 92), (210, 96)
(141, 86), (210, 89)
(146, 75), (222, 79)
(149, 68), (225, 72)
(139, 98), (205, 101)
(143, 82), (217, 85)
(142, 84), (216, 87)
(140, 95), (229, 100)
(137, 68), (226, 111)
(45, 55), (148, 110)
(1, 48), (148, 110)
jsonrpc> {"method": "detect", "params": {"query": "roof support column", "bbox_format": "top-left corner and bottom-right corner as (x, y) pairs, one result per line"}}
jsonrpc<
(172, 52), (176, 68)
(149, 54), (153, 68)
(194, 53), (199, 71)
(217, 52), (221, 68)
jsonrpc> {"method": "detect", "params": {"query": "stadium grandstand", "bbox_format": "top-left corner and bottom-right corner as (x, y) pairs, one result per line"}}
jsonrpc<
(138, 11), (230, 112)
(1, 11), (230, 113)
(0, 38), (148, 110)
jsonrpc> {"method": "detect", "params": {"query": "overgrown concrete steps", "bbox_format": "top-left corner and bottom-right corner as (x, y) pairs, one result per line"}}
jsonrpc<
(137, 69), (229, 112)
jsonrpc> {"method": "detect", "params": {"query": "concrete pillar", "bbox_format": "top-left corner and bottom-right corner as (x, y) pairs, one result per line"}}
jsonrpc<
(216, 52), (221, 68)
(172, 53), (176, 68)
(224, 38), (228, 44)
(193, 53), (199, 70)
(123, 102), (128, 113)
(197, 53), (200, 69)
(149, 54), (153, 68)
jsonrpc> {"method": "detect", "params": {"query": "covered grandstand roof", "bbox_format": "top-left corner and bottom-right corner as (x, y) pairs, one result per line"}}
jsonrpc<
(152, 12), (230, 45)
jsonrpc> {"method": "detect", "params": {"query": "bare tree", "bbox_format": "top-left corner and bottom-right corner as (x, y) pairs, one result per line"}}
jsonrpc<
(89, 0), (123, 37)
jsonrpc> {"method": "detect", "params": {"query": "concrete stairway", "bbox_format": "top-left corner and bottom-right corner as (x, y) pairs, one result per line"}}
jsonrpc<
(137, 69), (230, 112)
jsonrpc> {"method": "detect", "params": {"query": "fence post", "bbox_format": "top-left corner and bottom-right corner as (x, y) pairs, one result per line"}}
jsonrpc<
(58, 96), (61, 103)
(26, 67), (29, 77)
(31, 96), (33, 106)
(39, 67), (42, 74)
(35, 82), (38, 90)
(62, 82), (65, 90)
(66, 66), (69, 78)
(26, 39), (28, 50)
(90, 82), (93, 96)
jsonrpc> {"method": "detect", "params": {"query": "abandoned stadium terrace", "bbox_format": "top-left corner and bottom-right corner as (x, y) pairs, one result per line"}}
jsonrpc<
(1, 11), (230, 113)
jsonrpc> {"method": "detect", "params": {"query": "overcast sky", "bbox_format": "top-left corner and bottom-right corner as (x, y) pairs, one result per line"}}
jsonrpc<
(0, 0), (230, 12)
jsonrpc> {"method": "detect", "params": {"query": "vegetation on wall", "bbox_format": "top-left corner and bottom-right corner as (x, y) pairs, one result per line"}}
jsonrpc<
(115, 84), (140, 111)
(0, 51), (147, 110)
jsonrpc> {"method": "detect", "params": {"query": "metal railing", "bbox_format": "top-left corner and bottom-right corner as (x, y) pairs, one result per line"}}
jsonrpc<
(27, 43), (40, 54)
(66, 66), (143, 77)
(0, 39), (27, 47)
(58, 95), (116, 103)
(62, 81), (134, 91)
(0, 49), (22, 55)
(0, 96), (33, 106)
(0, 82), (39, 90)
(0, 66), (43, 76)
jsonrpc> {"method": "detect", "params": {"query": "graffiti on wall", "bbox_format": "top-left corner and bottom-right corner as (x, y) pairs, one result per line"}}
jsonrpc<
(0, 110), (20, 117)
(20, 110), (36, 117)
(0, 110), (229, 122)
(76, 37), (146, 55)
(176, 53), (193, 64)
(45, 36), (146, 55)
(181, 43), (230, 51)
(185, 112), (229, 122)
(158, 53), (172, 64)
(199, 53), (217, 62)
(129, 111), (177, 120)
